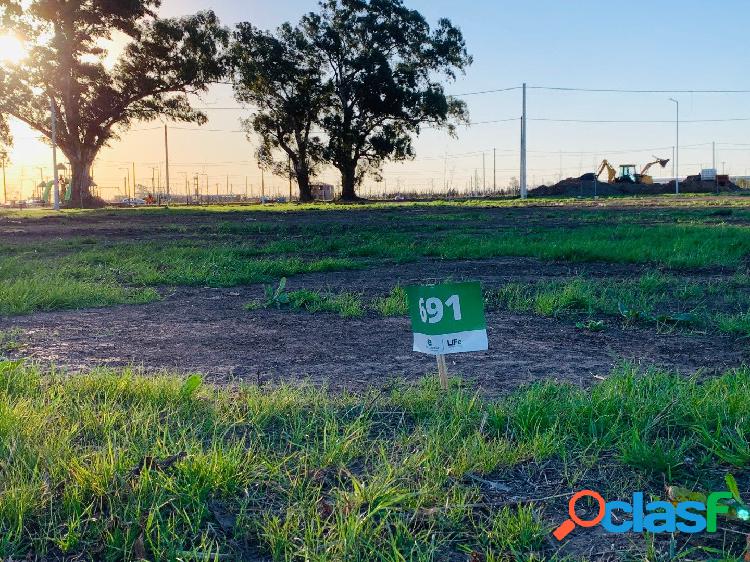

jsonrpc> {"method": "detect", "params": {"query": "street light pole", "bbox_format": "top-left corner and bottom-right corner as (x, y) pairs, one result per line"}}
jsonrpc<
(669, 98), (679, 194)
(1, 150), (7, 205)
(51, 98), (60, 210)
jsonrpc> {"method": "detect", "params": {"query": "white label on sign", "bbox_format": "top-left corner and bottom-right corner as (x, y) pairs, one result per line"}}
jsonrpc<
(412, 329), (489, 356)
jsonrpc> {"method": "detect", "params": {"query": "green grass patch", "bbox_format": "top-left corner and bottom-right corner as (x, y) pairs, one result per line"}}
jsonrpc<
(67, 245), (361, 287)
(286, 289), (365, 318)
(493, 272), (750, 332)
(716, 311), (750, 338)
(426, 223), (750, 268)
(247, 285), (408, 319)
(0, 245), (361, 316)
(0, 362), (748, 560)
(5, 200), (750, 317)
(371, 286), (409, 317)
(250, 273), (750, 337)
(0, 329), (22, 355)
(246, 222), (750, 269)
(0, 272), (159, 316)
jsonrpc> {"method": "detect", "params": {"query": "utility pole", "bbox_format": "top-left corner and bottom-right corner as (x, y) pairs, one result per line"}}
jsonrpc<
(713, 141), (716, 170)
(443, 151), (448, 191)
(261, 167), (265, 199)
(482, 152), (486, 190)
(1, 151), (7, 205)
(520, 82), (528, 199)
(132, 163), (136, 198)
(245, 176), (248, 199)
(713, 141), (717, 191)
(51, 98), (60, 210)
(493, 148), (496, 191)
(669, 98), (679, 194)
(164, 125), (170, 201)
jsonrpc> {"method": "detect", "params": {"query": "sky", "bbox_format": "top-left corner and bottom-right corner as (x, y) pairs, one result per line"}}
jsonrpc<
(5, 0), (750, 200)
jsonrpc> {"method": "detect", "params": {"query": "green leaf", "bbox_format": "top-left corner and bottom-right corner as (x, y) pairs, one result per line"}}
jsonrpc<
(181, 374), (202, 398)
(725, 473), (742, 502)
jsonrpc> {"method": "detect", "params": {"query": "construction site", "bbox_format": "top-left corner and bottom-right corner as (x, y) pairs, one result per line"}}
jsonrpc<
(532, 156), (743, 197)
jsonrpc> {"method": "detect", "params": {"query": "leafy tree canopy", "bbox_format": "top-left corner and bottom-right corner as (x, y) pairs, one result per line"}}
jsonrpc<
(231, 22), (331, 202)
(301, 0), (472, 200)
(0, 0), (228, 206)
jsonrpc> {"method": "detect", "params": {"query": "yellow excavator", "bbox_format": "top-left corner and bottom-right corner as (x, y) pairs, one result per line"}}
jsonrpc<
(596, 156), (670, 185)
(596, 160), (617, 183)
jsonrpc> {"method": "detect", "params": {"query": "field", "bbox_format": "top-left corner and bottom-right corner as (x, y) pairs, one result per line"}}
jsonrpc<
(1, 195), (750, 560)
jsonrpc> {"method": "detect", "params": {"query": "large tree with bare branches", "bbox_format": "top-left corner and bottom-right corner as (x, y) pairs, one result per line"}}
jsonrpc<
(0, 1), (228, 207)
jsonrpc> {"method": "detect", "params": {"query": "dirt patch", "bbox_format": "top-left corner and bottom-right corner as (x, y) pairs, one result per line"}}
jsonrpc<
(532, 174), (743, 198)
(4, 280), (746, 396)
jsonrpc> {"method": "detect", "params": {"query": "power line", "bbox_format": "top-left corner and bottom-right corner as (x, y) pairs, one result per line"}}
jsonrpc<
(529, 86), (750, 94)
(449, 86), (522, 97)
(530, 117), (750, 124)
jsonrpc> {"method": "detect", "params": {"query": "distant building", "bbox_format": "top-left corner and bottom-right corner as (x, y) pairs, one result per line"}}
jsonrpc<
(310, 182), (334, 201)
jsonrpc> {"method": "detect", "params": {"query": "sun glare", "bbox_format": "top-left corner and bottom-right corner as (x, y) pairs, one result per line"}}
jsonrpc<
(0, 34), (27, 64)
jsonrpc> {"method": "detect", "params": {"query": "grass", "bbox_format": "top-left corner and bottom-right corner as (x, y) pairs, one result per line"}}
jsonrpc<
(0, 273), (160, 316)
(245, 223), (750, 269)
(246, 286), (408, 319)
(493, 272), (750, 335)
(372, 286), (409, 317)
(0, 329), (22, 355)
(245, 274), (750, 337)
(284, 289), (365, 318)
(4, 198), (750, 316)
(0, 361), (748, 560)
(0, 245), (361, 316)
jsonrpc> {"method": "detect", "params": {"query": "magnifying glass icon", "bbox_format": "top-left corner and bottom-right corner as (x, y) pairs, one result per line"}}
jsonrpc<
(553, 490), (606, 541)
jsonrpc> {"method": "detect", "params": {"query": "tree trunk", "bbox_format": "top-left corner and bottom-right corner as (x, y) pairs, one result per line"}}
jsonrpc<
(339, 161), (359, 201)
(296, 165), (313, 202)
(67, 156), (98, 208)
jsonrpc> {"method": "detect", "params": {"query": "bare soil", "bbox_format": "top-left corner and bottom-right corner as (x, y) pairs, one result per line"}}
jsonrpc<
(3, 257), (747, 396)
(3, 201), (750, 394)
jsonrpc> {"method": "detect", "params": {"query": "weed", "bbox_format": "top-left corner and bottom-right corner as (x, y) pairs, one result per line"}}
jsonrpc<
(0, 329), (22, 355)
(716, 311), (750, 338)
(263, 277), (290, 309)
(288, 289), (365, 318)
(371, 286), (408, 317)
(576, 319), (606, 332)
(247, 287), (365, 318)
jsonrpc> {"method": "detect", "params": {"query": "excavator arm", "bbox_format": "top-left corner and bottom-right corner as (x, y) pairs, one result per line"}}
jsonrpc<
(597, 159), (617, 183)
(640, 156), (670, 176)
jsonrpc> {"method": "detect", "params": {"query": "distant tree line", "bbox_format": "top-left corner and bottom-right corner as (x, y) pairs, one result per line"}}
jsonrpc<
(0, 0), (471, 206)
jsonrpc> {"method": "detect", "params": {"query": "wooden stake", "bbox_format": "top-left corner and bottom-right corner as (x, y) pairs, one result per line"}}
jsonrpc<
(436, 354), (448, 390)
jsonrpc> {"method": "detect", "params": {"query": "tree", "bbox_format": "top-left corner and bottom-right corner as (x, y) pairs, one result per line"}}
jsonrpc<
(0, 1), (228, 207)
(0, 113), (10, 152)
(301, 0), (472, 201)
(230, 22), (330, 202)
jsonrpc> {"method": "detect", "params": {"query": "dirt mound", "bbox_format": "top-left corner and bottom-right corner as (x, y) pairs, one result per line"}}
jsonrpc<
(532, 173), (743, 197)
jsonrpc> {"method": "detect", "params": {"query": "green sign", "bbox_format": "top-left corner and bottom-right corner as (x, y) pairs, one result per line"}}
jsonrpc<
(406, 281), (488, 356)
